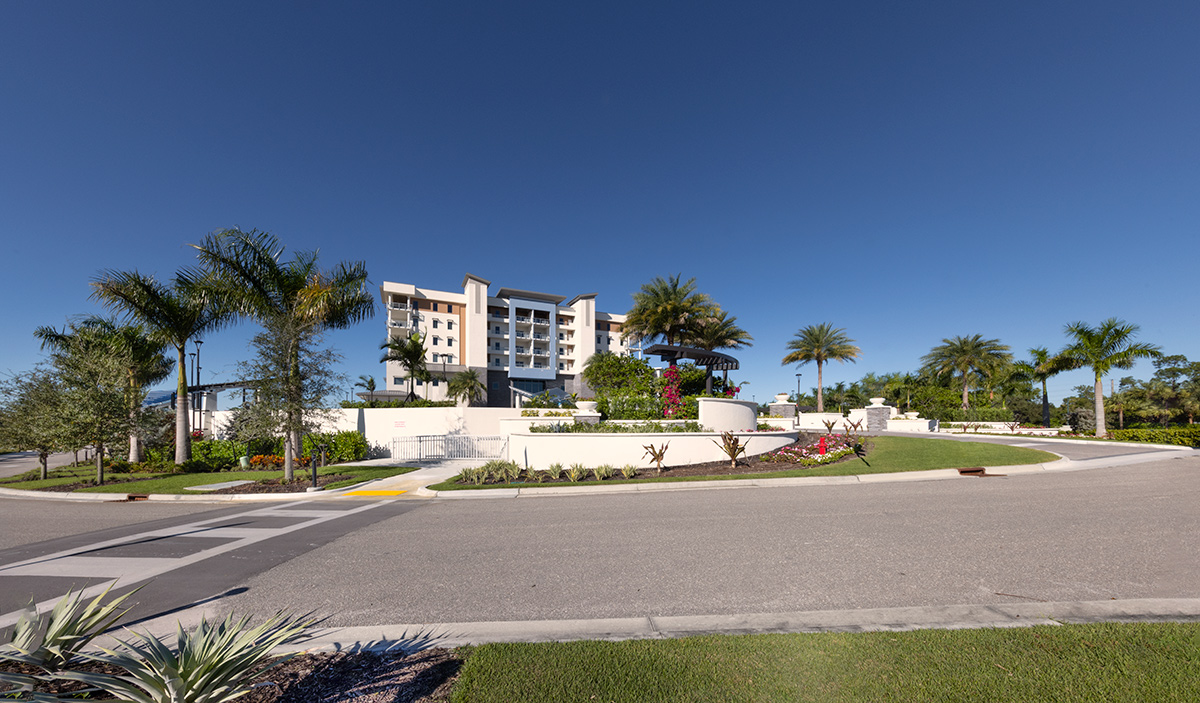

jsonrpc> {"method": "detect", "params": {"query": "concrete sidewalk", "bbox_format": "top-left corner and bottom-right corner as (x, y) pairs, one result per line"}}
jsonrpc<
(123, 597), (1200, 654)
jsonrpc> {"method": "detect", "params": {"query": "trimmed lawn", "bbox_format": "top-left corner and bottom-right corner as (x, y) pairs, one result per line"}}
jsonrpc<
(2, 465), (416, 494)
(429, 436), (1058, 491)
(452, 623), (1200, 702)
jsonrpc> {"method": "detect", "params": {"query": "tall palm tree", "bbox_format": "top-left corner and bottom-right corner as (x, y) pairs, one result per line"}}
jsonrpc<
(91, 272), (228, 463)
(190, 228), (374, 478)
(781, 323), (861, 412)
(355, 375), (376, 406)
(689, 308), (753, 393)
(448, 369), (486, 406)
(624, 274), (715, 353)
(1012, 347), (1070, 427)
(381, 332), (430, 402)
(1057, 318), (1162, 438)
(920, 335), (1011, 410)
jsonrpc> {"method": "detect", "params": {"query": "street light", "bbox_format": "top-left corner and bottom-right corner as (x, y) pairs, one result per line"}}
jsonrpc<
(795, 373), (803, 412)
(194, 340), (204, 434)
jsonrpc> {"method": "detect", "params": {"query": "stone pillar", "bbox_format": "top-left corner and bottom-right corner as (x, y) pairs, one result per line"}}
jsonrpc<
(865, 397), (890, 434)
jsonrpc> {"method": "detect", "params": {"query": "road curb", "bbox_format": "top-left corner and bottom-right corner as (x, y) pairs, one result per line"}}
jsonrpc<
(275, 597), (1200, 652)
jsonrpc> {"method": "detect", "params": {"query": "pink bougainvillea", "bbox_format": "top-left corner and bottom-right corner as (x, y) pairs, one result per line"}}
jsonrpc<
(661, 366), (682, 418)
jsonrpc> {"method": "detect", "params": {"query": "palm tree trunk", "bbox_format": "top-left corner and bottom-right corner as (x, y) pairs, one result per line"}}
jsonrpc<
(175, 344), (191, 464)
(705, 368), (713, 394)
(816, 361), (824, 412)
(1041, 380), (1050, 427)
(961, 377), (970, 410)
(1093, 375), (1107, 438)
(284, 433), (294, 481)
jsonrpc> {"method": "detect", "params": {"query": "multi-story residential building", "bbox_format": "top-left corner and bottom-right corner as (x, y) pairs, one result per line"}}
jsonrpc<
(379, 274), (629, 406)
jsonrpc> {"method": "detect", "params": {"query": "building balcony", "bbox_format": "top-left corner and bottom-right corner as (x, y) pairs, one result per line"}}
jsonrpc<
(532, 319), (550, 327)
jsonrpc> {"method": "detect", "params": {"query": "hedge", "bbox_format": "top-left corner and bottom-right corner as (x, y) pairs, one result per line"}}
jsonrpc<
(1108, 426), (1200, 447)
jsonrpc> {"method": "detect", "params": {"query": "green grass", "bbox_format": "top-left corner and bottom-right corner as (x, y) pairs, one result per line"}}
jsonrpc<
(452, 622), (1200, 702)
(428, 436), (1058, 491)
(1, 465), (416, 494)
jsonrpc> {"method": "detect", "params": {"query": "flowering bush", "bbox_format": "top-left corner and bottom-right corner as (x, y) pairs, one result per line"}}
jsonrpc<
(248, 454), (310, 468)
(661, 367), (682, 418)
(761, 434), (861, 465)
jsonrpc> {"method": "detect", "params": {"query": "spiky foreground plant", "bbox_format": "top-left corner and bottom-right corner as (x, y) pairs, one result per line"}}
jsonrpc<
(2, 585), (140, 673)
(57, 612), (311, 703)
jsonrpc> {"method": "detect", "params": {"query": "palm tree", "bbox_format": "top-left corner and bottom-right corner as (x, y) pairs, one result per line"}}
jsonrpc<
(355, 375), (376, 406)
(781, 323), (861, 412)
(1012, 347), (1070, 427)
(91, 272), (228, 463)
(624, 274), (715, 353)
(381, 332), (430, 402)
(688, 309), (753, 393)
(1057, 318), (1162, 438)
(190, 228), (374, 478)
(447, 369), (486, 406)
(920, 335), (1011, 410)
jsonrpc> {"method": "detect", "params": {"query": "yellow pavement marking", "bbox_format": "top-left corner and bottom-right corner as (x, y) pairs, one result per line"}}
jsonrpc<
(342, 489), (408, 496)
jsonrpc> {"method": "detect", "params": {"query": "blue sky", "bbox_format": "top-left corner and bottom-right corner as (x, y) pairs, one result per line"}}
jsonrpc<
(2, 1), (1196, 405)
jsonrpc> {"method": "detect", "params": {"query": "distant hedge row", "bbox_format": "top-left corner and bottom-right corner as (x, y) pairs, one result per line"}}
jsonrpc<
(1108, 426), (1200, 447)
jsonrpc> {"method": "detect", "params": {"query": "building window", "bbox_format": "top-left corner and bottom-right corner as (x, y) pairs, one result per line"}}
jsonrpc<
(558, 363), (564, 370)
(494, 359), (501, 367)
(431, 303), (438, 312)
(448, 337), (455, 346)
(494, 326), (500, 334)
(393, 377), (403, 385)
(433, 337), (440, 346)
(447, 304), (454, 313)
(431, 353), (438, 363)
(597, 336), (602, 344)
(432, 320), (439, 329)
(607, 337), (613, 344)
(516, 361), (525, 368)
(416, 378), (423, 386)
(447, 320), (454, 330)
(432, 379), (439, 387)
(445, 354), (454, 363)
(558, 333), (564, 340)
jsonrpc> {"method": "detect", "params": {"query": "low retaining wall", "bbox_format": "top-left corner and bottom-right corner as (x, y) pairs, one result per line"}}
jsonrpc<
(508, 430), (798, 470)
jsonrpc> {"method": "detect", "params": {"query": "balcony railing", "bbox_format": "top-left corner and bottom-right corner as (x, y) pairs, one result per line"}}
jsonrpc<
(532, 319), (550, 326)
(515, 316), (530, 323)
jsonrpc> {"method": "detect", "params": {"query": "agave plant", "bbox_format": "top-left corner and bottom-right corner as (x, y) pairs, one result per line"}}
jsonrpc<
(592, 464), (615, 481)
(620, 464), (638, 479)
(545, 463), (564, 480)
(565, 463), (587, 482)
(57, 612), (311, 703)
(2, 584), (141, 673)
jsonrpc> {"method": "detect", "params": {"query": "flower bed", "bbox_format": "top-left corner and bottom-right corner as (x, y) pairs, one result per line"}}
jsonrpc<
(761, 434), (860, 466)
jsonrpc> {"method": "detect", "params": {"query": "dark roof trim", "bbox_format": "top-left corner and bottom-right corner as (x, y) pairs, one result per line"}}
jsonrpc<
(496, 287), (566, 304)
(643, 344), (740, 371)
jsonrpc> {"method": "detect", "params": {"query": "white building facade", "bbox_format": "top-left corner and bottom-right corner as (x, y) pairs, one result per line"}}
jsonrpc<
(380, 274), (629, 407)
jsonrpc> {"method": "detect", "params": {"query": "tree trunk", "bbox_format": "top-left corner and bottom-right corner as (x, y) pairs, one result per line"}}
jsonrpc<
(1093, 375), (1107, 438)
(705, 368), (713, 394)
(39, 452), (48, 481)
(95, 441), (104, 485)
(1041, 380), (1050, 427)
(961, 377), (970, 410)
(175, 345), (191, 464)
(815, 361), (824, 413)
(284, 431), (294, 481)
(1119, 408), (1125, 429)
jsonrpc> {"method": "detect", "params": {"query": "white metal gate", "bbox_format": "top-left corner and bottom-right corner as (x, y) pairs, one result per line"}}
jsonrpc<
(390, 435), (507, 461)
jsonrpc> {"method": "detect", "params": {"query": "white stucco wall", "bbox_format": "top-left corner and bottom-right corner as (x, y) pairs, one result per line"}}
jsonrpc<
(696, 397), (758, 432)
(508, 430), (797, 470)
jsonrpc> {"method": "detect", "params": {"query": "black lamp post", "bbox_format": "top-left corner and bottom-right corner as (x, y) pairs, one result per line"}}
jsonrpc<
(795, 373), (802, 412)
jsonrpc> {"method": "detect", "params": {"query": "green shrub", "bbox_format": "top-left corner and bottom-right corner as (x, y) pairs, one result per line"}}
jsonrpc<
(620, 464), (638, 479)
(303, 431), (369, 464)
(178, 459), (213, 474)
(566, 464), (587, 482)
(190, 439), (242, 470)
(598, 391), (664, 420)
(1109, 426), (1200, 446)
(546, 463), (563, 480)
(927, 407), (1014, 423)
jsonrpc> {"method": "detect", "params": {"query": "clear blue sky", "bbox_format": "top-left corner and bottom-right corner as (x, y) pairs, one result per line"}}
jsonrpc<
(2, 1), (1196, 405)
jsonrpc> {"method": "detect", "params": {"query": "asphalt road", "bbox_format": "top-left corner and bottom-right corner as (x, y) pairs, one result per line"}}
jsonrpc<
(0, 436), (1194, 637)
(0, 450), (77, 479)
(205, 454), (1200, 626)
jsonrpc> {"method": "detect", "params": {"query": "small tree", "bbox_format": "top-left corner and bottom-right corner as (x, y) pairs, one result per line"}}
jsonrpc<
(448, 369), (486, 406)
(582, 352), (656, 396)
(0, 367), (70, 480)
(380, 332), (431, 402)
(1058, 319), (1162, 438)
(782, 324), (861, 412)
(355, 375), (377, 406)
(235, 320), (346, 480)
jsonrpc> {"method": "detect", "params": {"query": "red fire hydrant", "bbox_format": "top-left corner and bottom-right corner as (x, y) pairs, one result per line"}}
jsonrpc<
(818, 436), (827, 455)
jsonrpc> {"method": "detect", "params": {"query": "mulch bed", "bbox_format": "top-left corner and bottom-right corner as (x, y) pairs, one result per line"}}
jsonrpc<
(15, 472), (358, 494)
(477, 437), (869, 485)
(0, 649), (462, 703)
